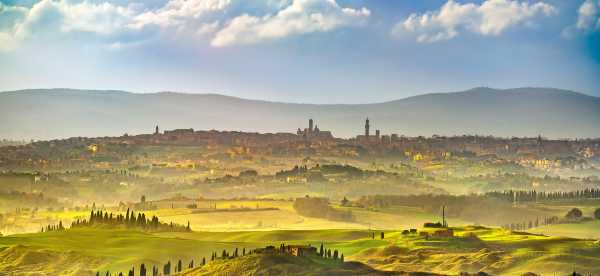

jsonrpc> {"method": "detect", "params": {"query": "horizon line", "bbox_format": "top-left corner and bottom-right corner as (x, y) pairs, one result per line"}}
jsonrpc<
(0, 86), (596, 106)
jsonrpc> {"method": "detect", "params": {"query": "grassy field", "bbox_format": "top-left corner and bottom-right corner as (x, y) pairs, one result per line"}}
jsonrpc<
(0, 228), (265, 275)
(1, 225), (600, 275)
(529, 220), (600, 239)
(2, 198), (599, 275)
(3, 199), (469, 234)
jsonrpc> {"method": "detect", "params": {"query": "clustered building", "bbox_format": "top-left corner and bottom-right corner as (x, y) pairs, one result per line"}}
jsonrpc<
(355, 118), (399, 145)
(296, 119), (333, 140)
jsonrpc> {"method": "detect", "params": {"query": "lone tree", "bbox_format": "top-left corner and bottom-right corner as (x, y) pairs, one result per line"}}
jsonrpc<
(340, 197), (349, 206)
(565, 208), (583, 220)
(594, 208), (600, 220)
(380, 232), (384, 239)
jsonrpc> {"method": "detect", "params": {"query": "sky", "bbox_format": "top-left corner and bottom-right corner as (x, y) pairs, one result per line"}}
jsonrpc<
(0, 0), (599, 103)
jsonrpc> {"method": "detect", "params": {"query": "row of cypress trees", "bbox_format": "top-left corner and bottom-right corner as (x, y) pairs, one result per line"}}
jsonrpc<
(318, 243), (344, 262)
(71, 208), (191, 232)
(100, 243), (345, 276)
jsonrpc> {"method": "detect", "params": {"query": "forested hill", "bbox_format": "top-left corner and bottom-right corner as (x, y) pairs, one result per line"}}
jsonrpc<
(1, 87), (599, 140)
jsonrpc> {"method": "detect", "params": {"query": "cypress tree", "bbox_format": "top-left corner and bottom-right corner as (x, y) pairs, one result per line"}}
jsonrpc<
(163, 261), (170, 275)
(140, 263), (146, 276)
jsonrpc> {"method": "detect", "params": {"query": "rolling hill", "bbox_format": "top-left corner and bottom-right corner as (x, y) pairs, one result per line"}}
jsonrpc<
(1, 87), (599, 140)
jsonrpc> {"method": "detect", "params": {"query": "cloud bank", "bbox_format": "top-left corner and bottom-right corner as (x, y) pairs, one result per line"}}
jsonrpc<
(392, 0), (557, 43)
(211, 0), (370, 47)
(0, 0), (370, 50)
(1, 0), (597, 51)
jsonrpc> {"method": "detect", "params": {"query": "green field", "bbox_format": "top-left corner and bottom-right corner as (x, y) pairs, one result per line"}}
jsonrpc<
(3, 199), (474, 234)
(529, 220), (600, 240)
(1, 225), (599, 275)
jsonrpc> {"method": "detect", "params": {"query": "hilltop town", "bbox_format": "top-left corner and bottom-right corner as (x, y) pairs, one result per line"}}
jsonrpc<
(1, 118), (598, 172)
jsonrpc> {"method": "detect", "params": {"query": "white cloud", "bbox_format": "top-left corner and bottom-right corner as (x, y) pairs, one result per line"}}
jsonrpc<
(197, 20), (221, 36)
(59, 1), (136, 34)
(0, 0), (139, 50)
(211, 0), (370, 47)
(393, 0), (557, 43)
(562, 0), (600, 38)
(131, 0), (231, 29)
(0, 0), (231, 51)
(576, 0), (600, 30)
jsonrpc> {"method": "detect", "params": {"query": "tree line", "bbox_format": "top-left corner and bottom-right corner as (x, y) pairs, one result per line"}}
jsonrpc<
(502, 207), (600, 231)
(100, 243), (346, 276)
(70, 209), (191, 232)
(40, 221), (65, 232)
(501, 216), (560, 231)
(487, 189), (600, 202)
(98, 246), (247, 276)
(317, 243), (344, 262)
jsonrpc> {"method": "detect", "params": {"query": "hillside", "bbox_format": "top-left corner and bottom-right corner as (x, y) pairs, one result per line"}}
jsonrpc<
(182, 254), (407, 276)
(1, 87), (599, 140)
(1, 226), (600, 275)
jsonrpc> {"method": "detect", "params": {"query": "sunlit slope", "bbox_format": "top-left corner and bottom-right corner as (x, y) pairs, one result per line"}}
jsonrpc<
(180, 254), (411, 276)
(0, 228), (265, 275)
(1, 226), (599, 275)
(350, 226), (600, 275)
(529, 220), (600, 240)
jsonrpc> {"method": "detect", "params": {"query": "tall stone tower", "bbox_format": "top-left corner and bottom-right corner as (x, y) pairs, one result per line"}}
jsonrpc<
(365, 118), (370, 137)
(309, 119), (314, 133)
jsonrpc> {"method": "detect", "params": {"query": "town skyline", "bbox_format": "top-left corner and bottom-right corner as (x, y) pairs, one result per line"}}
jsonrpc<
(2, 87), (600, 141)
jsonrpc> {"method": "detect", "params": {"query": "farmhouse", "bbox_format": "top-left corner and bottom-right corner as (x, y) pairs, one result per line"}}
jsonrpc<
(287, 245), (318, 256)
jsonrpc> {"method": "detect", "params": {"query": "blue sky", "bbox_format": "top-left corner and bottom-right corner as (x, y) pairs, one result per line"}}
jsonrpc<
(0, 0), (599, 103)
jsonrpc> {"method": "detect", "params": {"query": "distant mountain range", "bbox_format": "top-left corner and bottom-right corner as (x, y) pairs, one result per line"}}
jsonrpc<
(1, 87), (599, 140)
